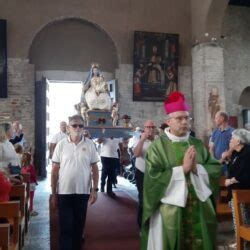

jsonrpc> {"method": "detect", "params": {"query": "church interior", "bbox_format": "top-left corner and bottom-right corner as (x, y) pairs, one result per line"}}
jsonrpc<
(1, 0), (250, 249)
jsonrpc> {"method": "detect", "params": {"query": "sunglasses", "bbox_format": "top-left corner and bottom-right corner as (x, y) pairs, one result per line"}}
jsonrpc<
(70, 124), (84, 128)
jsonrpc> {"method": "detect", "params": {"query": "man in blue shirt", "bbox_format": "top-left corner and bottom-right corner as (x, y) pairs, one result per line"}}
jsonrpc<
(209, 111), (234, 176)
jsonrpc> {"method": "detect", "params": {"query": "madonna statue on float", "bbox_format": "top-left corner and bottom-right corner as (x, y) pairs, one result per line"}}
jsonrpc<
(82, 63), (112, 111)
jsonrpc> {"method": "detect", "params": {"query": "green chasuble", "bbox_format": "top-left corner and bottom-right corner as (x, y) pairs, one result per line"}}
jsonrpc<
(141, 134), (221, 250)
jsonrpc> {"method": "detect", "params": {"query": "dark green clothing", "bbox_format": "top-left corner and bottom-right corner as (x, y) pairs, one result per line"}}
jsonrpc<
(141, 134), (221, 250)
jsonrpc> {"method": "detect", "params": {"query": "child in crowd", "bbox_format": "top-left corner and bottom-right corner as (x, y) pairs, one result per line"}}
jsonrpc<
(14, 144), (23, 167)
(21, 152), (38, 216)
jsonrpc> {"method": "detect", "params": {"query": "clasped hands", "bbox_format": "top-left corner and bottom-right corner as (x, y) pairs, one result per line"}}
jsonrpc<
(182, 145), (197, 174)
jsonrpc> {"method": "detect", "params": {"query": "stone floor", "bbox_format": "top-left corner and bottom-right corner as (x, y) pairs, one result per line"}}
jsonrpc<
(23, 176), (50, 250)
(23, 167), (238, 250)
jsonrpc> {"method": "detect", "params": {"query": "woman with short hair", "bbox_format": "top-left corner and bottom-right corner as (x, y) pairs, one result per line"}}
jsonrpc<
(225, 129), (250, 192)
(224, 128), (250, 247)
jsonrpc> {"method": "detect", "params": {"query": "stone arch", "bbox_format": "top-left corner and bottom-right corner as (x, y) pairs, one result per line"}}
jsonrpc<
(28, 16), (119, 74)
(239, 86), (250, 108)
(205, 0), (229, 39)
(29, 17), (120, 177)
(190, 0), (229, 43)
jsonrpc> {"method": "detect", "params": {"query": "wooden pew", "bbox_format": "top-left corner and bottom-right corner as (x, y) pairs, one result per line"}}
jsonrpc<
(21, 173), (31, 233)
(0, 223), (10, 250)
(232, 190), (250, 250)
(216, 176), (232, 220)
(9, 184), (26, 249)
(0, 201), (20, 250)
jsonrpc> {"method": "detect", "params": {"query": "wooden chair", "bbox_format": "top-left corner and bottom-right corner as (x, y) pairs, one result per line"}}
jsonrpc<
(21, 173), (31, 233)
(216, 176), (232, 220)
(0, 223), (10, 250)
(9, 184), (26, 249)
(0, 201), (20, 250)
(232, 190), (250, 250)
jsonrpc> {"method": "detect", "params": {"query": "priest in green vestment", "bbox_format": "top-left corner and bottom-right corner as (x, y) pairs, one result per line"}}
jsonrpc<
(141, 92), (221, 250)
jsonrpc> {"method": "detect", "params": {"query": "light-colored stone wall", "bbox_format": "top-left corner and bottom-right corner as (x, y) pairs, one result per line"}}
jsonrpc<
(221, 6), (250, 127)
(0, 59), (34, 145)
(192, 43), (225, 140)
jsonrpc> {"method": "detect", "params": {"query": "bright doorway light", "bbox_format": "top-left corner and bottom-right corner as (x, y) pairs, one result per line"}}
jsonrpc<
(47, 80), (82, 139)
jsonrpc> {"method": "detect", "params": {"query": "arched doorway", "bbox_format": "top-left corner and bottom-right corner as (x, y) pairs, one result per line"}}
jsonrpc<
(239, 86), (250, 128)
(29, 17), (119, 177)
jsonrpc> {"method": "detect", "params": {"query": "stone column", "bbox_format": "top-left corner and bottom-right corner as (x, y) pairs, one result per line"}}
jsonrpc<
(191, 42), (226, 141)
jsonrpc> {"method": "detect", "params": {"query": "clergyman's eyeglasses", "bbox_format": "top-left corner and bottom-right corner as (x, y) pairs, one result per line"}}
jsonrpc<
(170, 116), (192, 122)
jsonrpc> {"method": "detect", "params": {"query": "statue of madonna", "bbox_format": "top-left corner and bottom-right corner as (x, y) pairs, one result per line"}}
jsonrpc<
(82, 64), (112, 111)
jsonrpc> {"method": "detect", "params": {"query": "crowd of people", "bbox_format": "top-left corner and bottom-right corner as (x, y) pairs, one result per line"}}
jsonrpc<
(1, 91), (250, 250)
(48, 93), (250, 250)
(0, 121), (38, 216)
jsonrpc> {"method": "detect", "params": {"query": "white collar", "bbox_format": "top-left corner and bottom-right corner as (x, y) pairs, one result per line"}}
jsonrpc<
(164, 128), (190, 142)
(67, 135), (85, 143)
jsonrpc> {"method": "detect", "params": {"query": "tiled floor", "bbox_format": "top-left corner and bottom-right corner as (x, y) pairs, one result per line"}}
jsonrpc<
(23, 168), (237, 250)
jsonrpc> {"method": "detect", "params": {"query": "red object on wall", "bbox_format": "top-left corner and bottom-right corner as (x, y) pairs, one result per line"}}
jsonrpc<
(229, 116), (238, 128)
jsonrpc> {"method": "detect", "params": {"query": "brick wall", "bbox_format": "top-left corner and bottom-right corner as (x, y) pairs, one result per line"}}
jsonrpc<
(0, 58), (34, 146)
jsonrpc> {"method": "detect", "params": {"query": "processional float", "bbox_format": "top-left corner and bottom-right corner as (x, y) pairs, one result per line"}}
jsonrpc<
(75, 63), (133, 138)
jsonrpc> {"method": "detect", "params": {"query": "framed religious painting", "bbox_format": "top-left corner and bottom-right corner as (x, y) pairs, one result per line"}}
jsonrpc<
(133, 31), (179, 102)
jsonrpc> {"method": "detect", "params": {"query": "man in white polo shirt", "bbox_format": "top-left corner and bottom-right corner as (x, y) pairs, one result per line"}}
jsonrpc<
(133, 120), (156, 229)
(49, 121), (68, 159)
(98, 137), (122, 197)
(51, 115), (99, 250)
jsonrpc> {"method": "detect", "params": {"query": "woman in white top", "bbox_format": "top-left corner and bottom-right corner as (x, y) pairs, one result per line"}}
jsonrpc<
(0, 123), (21, 184)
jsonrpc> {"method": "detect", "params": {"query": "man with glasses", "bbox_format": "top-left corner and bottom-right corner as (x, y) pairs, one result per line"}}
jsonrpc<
(141, 92), (221, 250)
(133, 120), (156, 229)
(51, 115), (99, 250)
